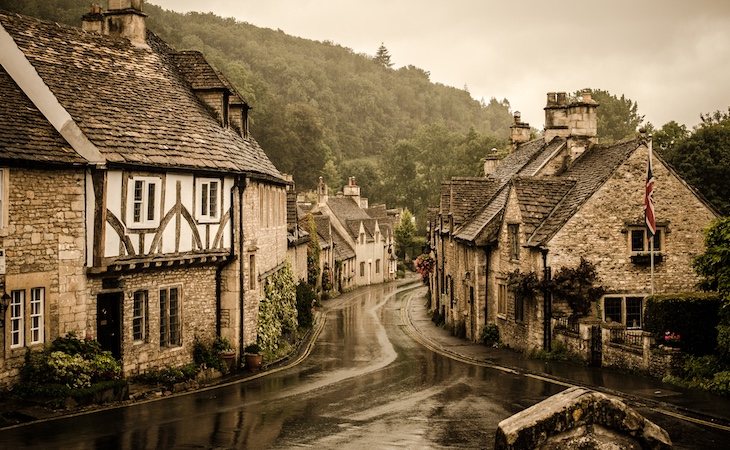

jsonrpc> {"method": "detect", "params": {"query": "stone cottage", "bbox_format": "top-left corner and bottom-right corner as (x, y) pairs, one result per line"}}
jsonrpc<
(0, 2), (288, 384)
(429, 91), (718, 351)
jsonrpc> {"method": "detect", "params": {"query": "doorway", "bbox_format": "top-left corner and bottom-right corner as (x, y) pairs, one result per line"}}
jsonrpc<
(97, 292), (122, 359)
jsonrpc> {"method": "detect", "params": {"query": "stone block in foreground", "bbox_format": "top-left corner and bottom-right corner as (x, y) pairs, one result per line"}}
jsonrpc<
(495, 386), (672, 449)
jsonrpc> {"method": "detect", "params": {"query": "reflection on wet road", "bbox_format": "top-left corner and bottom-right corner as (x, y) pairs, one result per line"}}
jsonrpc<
(1, 281), (727, 449)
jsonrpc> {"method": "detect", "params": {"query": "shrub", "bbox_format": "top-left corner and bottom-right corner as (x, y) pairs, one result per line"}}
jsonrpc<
(414, 254), (435, 285)
(644, 292), (723, 355)
(431, 309), (444, 326)
(296, 281), (316, 329)
(193, 336), (227, 372)
(480, 324), (500, 347)
(718, 302), (730, 364)
(51, 332), (102, 357)
(257, 263), (297, 355)
(135, 364), (198, 387)
(549, 258), (605, 319)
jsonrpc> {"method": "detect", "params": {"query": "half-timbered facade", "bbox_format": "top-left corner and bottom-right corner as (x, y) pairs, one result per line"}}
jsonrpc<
(0, 2), (287, 383)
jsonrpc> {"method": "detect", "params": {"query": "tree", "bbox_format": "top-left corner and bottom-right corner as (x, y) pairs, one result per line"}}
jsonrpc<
(694, 217), (730, 301)
(306, 214), (321, 288)
(374, 43), (393, 68)
(653, 120), (689, 155)
(549, 258), (606, 319)
(394, 209), (417, 260)
(578, 89), (644, 143)
(660, 112), (730, 215)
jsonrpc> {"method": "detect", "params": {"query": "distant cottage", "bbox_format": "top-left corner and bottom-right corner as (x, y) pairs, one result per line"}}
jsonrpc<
(0, 1), (289, 384)
(428, 90), (718, 352)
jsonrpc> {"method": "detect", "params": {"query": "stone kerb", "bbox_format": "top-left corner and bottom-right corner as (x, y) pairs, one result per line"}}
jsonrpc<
(494, 386), (672, 450)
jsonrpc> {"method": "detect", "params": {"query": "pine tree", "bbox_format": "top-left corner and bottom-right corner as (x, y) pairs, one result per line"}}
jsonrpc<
(374, 43), (393, 68)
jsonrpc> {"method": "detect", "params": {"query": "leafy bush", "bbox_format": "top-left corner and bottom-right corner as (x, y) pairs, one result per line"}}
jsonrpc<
(296, 281), (316, 329)
(644, 293), (723, 355)
(717, 302), (730, 364)
(480, 324), (500, 347)
(20, 333), (121, 390)
(549, 258), (605, 318)
(193, 336), (231, 372)
(414, 253), (435, 285)
(244, 343), (261, 354)
(135, 364), (198, 387)
(257, 263), (298, 355)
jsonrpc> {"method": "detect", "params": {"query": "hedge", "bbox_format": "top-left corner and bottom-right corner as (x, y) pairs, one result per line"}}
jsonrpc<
(644, 292), (724, 355)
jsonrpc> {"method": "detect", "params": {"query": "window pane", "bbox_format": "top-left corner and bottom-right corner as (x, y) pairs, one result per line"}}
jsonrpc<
(169, 288), (180, 345)
(626, 297), (643, 329)
(201, 183), (208, 217)
(159, 289), (167, 347)
(133, 291), (146, 341)
(631, 230), (644, 252)
(604, 297), (622, 323)
(209, 182), (218, 218)
(652, 230), (661, 251)
(30, 288), (44, 344)
(11, 290), (24, 347)
(147, 183), (156, 221)
(133, 180), (143, 223)
(508, 224), (520, 260)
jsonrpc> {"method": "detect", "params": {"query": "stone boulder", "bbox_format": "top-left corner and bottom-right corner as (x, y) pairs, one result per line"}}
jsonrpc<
(495, 386), (672, 449)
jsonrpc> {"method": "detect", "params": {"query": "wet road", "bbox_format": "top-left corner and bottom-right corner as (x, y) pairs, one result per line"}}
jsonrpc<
(1, 280), (728, 449)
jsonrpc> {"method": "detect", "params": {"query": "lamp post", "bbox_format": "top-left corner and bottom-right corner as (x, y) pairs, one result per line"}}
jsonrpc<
(0, 290), (10, 329)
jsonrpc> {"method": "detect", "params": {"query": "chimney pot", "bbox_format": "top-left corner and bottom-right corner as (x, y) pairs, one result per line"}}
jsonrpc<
(513, 111), (521, 124)
(557, 92), (567, 106)
(581, 89), (593, 103)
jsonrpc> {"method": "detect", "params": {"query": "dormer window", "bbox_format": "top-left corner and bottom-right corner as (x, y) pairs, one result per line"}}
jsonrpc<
(127, 176), (161, 229)
(196, 178), (221, 223)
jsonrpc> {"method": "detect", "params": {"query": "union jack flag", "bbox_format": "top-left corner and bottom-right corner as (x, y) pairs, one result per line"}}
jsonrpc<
(644, 147), (656, 236)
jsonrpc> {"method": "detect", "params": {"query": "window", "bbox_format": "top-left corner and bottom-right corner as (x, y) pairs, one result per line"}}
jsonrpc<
(376, 259), (381, 274)
(360, 262), (365, 277)
(0, 168), (7, 228)
(514, 293), (524, 323)
(196, 178), (220, 222)
(29, 288), (44, 345)
(133, 290), (148, 342)
(602, 295), (645, 329)
(508, 224), (520, 260)
(10, 290), (24, 348)
(498, 283), (507, 316)
(359, 232), (365, 245)
(127, 177), (161, 228)
(629, 227), (662, 253)
(160, 287), (181, 347)
(249, 255), (256, 290)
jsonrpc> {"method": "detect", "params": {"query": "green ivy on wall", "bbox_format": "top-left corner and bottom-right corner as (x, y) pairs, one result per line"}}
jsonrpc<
(257, 262), (298, 355)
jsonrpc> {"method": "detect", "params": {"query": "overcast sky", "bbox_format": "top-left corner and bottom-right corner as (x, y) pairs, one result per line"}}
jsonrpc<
(150, 0), (730, 129)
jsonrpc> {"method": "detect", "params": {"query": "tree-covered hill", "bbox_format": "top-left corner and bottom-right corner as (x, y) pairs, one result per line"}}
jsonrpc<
(0, 0), (512, 193)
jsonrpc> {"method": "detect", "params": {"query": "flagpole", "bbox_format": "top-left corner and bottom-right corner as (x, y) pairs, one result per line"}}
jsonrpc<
(650, 235), (654, 295)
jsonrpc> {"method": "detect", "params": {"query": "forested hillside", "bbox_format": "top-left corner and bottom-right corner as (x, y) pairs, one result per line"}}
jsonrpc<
(0, 0), (512, 215)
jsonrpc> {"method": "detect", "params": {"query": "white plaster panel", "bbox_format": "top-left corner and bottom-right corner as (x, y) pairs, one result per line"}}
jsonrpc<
(104, 222), (120, 257)
(106, 171), (123, 219)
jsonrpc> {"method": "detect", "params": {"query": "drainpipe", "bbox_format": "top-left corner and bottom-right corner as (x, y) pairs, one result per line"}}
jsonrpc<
(238, 176), (247, 353)
(540, 246), (552, 351)
(484, 245), (490, 326)
(215, 186), (237, 337)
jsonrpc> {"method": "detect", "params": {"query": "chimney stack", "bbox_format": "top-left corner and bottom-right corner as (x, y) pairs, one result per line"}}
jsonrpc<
(83, 0), (147, 46)
(317, 177), (329, 206)
(343, 176), (362, 206)
(509, 111), (531, 151)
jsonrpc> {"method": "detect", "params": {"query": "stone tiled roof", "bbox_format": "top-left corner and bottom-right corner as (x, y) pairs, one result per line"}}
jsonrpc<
(0, 68), (85, 165)
(331, 227), (355, 261)
(454, 187), (509, 244)
(0, 12), (280, 179)
(520, 137), (566, 176)
(327, 196), (372, 238)
(527, 138), (642, 246)
(491, 138), (547, 182)
(313, 215), (332, 242)
(440, 181), (452, 214)
(513, 176), (575, 237)
(448, 177), (501, 226)
(286, 190), (298, 231)
(365, 204), (387, 219)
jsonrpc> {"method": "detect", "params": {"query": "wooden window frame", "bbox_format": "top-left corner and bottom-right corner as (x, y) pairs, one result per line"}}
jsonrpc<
(196, 178), (221, 223)
(10, 289), (24, 349)
(29, 287), (44, 345)
(159, 286), (182, 348)
(127, 176), (161, 229)
(507, 223), (520, 261)
(132, 290), (148, 343)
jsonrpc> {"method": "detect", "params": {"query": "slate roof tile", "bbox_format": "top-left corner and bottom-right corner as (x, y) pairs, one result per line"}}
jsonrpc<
(0, 12), (280, 179)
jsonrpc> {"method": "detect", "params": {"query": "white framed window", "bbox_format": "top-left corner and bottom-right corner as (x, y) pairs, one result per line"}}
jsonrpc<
(0, 168), (7, 228)
(628, 227), (663, 254)
(29, 287), (44, 345)
(196, 178), (221, 223)
(133, 290), (148, 342)
(159, 287), (181, 347)
(127, 176), (161, 229)
(10, 290), (24, 348)
(602, 295), (645, 329)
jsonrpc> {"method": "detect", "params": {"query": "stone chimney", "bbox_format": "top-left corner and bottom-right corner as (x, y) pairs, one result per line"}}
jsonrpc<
(84, 0), (147, 46)
(317, 177), (328, 206)
(509, 112), (531, 151)
(483, 155), (499, 176)
(565, 89), (598, 160)
(343, 176), (361, 206)
(544, 92), (570, 142)
(81, 4), (104, 34)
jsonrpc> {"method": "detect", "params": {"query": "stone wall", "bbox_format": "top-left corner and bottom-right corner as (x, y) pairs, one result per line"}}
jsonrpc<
(547, 144), (716, 298)
(242, 180), (288, 345)
(87, 265), (218, 376)
(0, 167), (87, 386)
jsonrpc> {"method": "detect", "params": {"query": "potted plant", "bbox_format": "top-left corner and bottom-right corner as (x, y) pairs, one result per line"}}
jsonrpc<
(243, 343), (263, 371)
(214, 337), (236, 373)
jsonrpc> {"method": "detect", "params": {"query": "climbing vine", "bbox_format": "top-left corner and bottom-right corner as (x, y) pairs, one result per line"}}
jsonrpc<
(257, 263), (298, 355)
(506, 269), (540, 301)
(306, 214), (321, 288)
